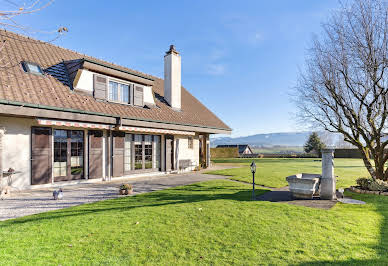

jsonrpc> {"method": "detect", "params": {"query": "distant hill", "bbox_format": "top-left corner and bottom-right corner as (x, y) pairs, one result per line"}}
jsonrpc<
(211, 132), (312, 147)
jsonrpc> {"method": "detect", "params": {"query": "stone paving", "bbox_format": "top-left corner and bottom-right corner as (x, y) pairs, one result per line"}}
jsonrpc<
(256, 186), (338, 210)
(0, 172), (226, 221)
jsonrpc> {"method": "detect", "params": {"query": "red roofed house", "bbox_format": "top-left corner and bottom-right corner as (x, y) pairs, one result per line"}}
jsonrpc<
(0, 30), (231, 190)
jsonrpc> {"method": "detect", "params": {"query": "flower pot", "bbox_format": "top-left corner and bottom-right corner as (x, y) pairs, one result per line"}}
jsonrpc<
(119, 189), (128, 195)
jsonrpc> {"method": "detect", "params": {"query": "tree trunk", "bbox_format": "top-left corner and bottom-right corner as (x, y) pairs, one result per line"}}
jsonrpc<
(359, 147), (377, 179)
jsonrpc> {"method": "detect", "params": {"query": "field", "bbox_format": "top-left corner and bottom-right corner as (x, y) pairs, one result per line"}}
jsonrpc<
(206, 158), (369, 188)
(0, 179), (387, 265)
(252, 146), (304, 154)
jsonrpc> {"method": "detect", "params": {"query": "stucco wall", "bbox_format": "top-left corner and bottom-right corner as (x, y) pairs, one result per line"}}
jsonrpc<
(175, 135), (199, 171)
(0, 116), (201, 189)
(0, 117), (35, 189)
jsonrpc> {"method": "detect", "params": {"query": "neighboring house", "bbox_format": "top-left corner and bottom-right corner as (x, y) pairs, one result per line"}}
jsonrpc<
(0, 30), (231, 190)
(216, 145), (253, 155)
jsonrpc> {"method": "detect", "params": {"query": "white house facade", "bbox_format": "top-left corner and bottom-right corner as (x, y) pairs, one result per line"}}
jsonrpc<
(0, 31), (231, 190)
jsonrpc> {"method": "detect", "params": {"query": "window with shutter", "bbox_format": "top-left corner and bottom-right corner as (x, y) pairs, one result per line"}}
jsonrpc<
(134, 85), (144, 106)
(93, 74), (107, 100)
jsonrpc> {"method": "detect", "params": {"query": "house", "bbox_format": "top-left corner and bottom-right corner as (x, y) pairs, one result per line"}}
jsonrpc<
(216, 145), (253, 155)
(0, 30), (231, 190)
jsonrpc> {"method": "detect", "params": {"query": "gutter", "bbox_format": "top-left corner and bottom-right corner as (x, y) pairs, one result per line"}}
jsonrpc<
(0, 99), (232, 132)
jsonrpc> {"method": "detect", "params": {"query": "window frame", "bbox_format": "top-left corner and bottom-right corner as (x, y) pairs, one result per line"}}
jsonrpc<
(22, 61), (44, 75)
(107, 77), (133, 105)
(188, 136), (194, 149)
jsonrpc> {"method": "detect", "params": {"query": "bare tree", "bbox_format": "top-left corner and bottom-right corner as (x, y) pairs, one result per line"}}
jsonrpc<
(295, 0), (388, 180)
(0, 0), (67, 67)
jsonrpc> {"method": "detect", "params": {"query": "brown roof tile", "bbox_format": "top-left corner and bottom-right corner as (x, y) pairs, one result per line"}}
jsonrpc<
(0, 30), (231, 131)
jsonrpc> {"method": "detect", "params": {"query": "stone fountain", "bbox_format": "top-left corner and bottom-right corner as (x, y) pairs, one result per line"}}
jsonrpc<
(286, 149), (337, 200)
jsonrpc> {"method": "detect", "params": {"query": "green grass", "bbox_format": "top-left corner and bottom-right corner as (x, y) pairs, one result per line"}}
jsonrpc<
(206, 158), (369, 188)
(252, 146), (304, 154)
(0, 180), (387, 265)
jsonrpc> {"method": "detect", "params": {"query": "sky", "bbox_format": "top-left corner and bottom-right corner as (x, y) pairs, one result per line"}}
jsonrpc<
(10, 0), (341, 137)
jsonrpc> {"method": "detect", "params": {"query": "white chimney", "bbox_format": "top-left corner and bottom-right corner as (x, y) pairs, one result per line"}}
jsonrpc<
(164, 45), (181, 110)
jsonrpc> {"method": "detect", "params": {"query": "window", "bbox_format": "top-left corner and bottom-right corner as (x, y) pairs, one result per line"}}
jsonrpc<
(22, 61), (43, 75)
(109, 81), (119, 101)
(53, 129), (84, 178)
(53, 130), (68, 177)
(188, 136), (193, 149)
(144, 135), (152, 169)
(109, 80), (131, 104)
(134, 134), (143, 170)
(121, 83), (130, 103)
(70, 131), (84, 176)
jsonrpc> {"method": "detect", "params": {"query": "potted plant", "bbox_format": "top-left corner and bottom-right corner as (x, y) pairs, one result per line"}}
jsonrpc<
(119, 184), (133, 195)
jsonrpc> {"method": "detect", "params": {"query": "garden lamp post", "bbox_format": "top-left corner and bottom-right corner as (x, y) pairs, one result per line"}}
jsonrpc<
(250, 161), (256, 200)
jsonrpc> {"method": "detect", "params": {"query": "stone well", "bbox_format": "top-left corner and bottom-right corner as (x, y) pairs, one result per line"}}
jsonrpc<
(286, 173), (321, 199)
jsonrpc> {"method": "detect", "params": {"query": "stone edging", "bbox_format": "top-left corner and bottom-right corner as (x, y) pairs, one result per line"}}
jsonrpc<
(347, 186), (388, 196)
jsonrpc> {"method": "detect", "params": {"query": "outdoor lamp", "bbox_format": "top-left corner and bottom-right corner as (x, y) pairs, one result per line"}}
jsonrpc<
(250, 161), (256, 200)
(250, 162), (256, 174)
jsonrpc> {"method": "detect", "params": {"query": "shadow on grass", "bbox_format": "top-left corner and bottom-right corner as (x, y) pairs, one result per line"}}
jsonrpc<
(0, 182), (270, 227)
(298, 193), (388, 265)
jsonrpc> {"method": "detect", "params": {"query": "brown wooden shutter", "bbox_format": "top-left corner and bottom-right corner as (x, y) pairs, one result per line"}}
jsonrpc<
(88, 130), (103, 179)
(129, 84), (134, 105)
(31, 127), (52, 185)
(112, 131), (125, 177)
(93, 74), (107, 100)
(165, 136), (173, 171)
(133, 85), (144, 106)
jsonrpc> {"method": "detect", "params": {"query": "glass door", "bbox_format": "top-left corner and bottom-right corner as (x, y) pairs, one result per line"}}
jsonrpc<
(53, 130), (68, 180)
(144, 135), (152, 169)
(70, 130), (84, 178)
(53, 129), (84, 181)
(134, 134), (143, 170)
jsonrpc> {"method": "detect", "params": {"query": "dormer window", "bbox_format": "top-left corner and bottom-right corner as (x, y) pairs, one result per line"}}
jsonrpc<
(108, 80), (131, 104)
(90, 73), (147, 107)
(22, 61), (43, 75)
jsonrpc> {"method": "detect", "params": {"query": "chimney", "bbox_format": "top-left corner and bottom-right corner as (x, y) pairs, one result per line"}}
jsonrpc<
(164, 45), (181, 110)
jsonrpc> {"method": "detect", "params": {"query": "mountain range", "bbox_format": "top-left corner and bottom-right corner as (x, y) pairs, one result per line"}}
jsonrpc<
(211, 132), (312, 147)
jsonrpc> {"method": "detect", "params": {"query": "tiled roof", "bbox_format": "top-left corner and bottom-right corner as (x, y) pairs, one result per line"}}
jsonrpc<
(0, 30), (231, 131)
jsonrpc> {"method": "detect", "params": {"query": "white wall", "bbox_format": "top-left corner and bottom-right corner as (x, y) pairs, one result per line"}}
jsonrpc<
(143, 86), (156, 105)
(0, 117), (35, 189)
(175, 135), (199, 171)
(74, 69), (94, 93)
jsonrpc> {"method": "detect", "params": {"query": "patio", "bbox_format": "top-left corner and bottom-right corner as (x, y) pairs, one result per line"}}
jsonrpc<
(0, 172), (225, 221)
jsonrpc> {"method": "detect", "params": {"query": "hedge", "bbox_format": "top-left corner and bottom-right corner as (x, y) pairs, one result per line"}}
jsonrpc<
(210, 147), (239, 158)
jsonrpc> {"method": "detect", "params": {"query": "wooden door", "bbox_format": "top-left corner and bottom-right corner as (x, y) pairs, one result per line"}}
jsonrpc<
(89, 130), (103, 179)
(112, 131), (125, 177)
(165, 136), (173, 171)
(31, 127), (52, 185)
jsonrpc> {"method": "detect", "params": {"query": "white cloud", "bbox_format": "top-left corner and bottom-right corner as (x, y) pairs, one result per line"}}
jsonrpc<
(206, 64), (226, 75)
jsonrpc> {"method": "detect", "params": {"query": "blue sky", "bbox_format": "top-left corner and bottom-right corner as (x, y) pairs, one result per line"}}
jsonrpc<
(13, 0), (340, 137)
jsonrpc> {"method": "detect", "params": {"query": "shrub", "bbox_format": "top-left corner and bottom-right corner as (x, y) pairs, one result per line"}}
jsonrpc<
(210, 147), (239, 158)
(356, 177), (371, 190)
(368, 179), (388, 192)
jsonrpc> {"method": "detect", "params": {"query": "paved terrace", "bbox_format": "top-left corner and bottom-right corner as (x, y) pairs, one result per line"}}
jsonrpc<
(0, 171), (228, 221)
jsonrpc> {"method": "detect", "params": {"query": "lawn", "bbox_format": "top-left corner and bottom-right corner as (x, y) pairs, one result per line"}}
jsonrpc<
(0, 180), (386, 265)
(206, 158), (369, 188)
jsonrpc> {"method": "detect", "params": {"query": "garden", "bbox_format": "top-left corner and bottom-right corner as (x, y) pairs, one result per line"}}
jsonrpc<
(0, 178), (387, 265)
(0, 157), (387, 264)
